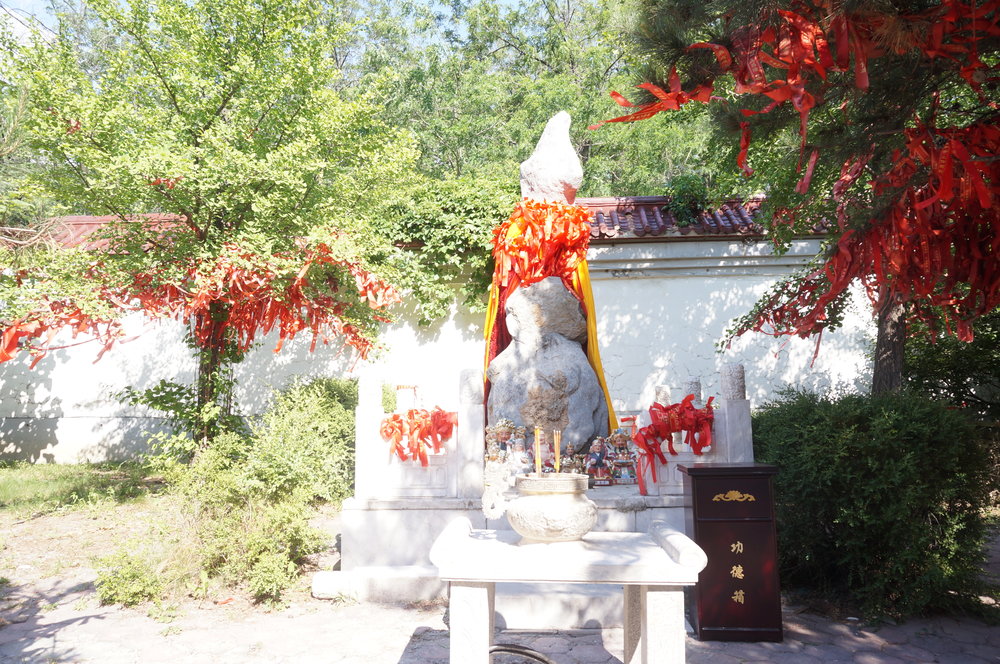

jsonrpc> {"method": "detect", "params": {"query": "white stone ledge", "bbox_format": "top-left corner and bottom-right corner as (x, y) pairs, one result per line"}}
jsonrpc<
(342, 496), (483, 511)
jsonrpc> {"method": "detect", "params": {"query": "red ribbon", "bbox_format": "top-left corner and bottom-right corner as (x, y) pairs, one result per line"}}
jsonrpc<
(379, 414), (407, 462)
(379, 407), (458, 466)
(631, 394), (717, 486)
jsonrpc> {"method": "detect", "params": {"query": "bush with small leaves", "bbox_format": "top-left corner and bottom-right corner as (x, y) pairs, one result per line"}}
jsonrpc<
(753, 389), (999, 619)
(169, 377), (355, 602)
(95, 550), (163, 607)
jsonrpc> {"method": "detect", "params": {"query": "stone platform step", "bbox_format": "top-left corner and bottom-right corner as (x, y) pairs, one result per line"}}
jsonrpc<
(312, 566), (446, 604)
(313, 569), (627, 629)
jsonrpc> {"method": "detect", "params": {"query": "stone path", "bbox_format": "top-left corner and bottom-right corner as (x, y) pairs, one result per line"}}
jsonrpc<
(1, 582), (997, 663)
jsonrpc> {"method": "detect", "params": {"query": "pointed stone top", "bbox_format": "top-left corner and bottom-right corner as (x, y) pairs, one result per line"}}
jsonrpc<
(519, 111), (584, 205)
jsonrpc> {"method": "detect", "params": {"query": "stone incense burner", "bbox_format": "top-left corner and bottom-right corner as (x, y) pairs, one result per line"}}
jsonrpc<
(506, 472), (598, 543)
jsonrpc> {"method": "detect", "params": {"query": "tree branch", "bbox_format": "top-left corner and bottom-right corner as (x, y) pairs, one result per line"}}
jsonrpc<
(494, 34), (556, 72)
(198, 79), (245, 138)
(105, 15), (186, 119)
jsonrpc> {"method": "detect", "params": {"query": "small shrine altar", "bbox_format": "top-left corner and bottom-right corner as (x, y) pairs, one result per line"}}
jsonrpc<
(314, 111), (758, 631)
(316, 361), (754, 629)
(430, 517), (706, 664)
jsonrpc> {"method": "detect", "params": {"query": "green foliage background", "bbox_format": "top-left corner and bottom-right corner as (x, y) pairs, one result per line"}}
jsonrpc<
(905, 310), (1000, 421)
(753, 390), (999, 619)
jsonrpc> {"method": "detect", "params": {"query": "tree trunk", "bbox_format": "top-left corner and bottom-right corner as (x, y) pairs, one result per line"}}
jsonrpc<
(195, 301), (230, 445)
(872, 295), (907, 395)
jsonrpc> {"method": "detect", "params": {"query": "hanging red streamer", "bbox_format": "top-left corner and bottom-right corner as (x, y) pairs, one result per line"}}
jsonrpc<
(590, 0), (1000, 345)
(0, 241), (401, 367)
(379, 407), (458, 467)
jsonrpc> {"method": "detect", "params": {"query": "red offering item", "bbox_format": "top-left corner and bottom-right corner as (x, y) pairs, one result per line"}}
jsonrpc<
(379, 407), (458, 466)
(632, 395), (716, 493)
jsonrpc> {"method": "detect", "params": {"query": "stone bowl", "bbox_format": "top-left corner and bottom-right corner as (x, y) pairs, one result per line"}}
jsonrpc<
(506, 472), (598, 543)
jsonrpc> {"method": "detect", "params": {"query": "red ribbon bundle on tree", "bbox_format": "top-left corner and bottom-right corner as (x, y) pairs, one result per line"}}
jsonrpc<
(591, 0), (1000, 348)
(0, 240), (401, 367)
(379, 407), (458, 467)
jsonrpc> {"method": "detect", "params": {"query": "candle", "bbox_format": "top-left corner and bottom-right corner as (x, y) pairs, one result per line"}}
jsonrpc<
(554, 429), (561, 473)
(534, 427), (542, 475)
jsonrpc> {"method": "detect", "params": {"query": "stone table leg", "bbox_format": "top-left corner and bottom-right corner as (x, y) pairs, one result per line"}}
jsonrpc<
(449, 581), (495, 664)
(623, 584), (643, 664)
(647, 585), (686, 664)
(624, 584), (687, 664)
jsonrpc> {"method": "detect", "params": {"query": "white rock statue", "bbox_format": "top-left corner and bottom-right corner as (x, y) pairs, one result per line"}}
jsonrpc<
(487, 278), (609, 449)
(519, 111), (584, 204)
(487, 113), (607, 448)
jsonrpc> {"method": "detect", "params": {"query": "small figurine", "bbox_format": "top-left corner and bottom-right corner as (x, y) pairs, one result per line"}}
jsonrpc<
(560, 441), (585, 474)
(534, 430), (557, 472)
(585, 437), (612, 485)
(608, 428), (638, 485)
(508, 439), (533, 475)
(485, 418), (525, 464)
(483, 419), (525, 519)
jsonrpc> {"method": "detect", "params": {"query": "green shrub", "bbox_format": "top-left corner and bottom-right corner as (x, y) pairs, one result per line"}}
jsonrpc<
(247, 551), (298, 603)
(95, 549), (163, 607)
(165, 377), (355, 602)
(905, 309), (1000, 421)
(664, 173), (708, 227)
(753, 389), (999, 619)
(244, 377), (357, 503)
(196, 489), (326, 602)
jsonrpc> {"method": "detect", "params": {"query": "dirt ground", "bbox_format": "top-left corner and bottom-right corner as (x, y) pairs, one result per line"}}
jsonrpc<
(0, 496), (341, 626)
(1, 500), (998, 664)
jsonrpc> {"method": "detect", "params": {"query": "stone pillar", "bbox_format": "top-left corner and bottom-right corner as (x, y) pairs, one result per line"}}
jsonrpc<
(714, 363), (754, 464)
(352, 369), (387, 500)
(455, 368), (486, 499)
(680, 377), (702, 406)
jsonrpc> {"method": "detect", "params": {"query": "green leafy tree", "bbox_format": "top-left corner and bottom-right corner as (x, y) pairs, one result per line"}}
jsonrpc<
(905, 310), (1000, 420)
(342, 0), (721, 190)
(605, 0), (999, 393)
(3, 0), (416, 443)
(373, 175), (519, 324)
(335, 0), (719, 319)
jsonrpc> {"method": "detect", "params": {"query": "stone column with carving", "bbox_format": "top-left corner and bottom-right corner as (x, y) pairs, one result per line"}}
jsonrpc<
(714, 363), (754, 463)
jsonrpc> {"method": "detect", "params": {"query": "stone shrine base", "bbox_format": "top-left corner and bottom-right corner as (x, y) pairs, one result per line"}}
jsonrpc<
(313, 487), (689, 629)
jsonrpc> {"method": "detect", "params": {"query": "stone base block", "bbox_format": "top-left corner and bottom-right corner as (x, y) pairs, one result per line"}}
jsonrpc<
(494, 582), (624, 629)
(340, 498), (485, 569)
(312, 566), (447, 604)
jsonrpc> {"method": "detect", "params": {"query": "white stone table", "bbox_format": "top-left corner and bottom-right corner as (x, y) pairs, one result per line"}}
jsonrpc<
(430, 517), (707, 664)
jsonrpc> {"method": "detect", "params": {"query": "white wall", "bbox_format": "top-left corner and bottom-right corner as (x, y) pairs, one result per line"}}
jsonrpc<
(0, 238), (874, 462)
(588, 238), (873, 416)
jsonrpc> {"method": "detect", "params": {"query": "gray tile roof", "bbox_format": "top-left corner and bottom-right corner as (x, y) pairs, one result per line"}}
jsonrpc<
(577, 195), (771, 242)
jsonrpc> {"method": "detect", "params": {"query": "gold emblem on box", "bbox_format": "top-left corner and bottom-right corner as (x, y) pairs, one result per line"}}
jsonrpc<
(712, 490), (756, 502)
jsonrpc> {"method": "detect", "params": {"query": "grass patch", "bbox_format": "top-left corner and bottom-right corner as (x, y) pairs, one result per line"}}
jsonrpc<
(0, 462), (163, 516)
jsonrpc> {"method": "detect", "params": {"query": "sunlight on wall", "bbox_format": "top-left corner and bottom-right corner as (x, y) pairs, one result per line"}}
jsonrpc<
(0, 238), (874, 461)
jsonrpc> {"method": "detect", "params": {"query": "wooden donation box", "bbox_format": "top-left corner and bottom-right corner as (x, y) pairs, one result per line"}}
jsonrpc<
(678, 463), (782, 642)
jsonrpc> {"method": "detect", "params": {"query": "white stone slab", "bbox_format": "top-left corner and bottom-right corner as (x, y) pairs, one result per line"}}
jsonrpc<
(430, 517), (703, 585)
